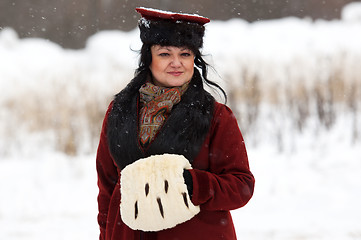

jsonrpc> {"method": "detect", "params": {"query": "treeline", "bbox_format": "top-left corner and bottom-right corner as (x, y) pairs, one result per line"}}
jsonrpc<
(0, 0), (356, 48)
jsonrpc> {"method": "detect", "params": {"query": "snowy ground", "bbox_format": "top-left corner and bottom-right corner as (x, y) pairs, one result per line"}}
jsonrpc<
(235, 146), (361, 240)
(1, 140), (360, 240)
(1, 3), (361, 240)
(0, 154), (99, 239)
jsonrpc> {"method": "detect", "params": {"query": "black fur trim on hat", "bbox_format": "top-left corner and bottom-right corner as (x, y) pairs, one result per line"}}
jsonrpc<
(138, 18), (205, 52)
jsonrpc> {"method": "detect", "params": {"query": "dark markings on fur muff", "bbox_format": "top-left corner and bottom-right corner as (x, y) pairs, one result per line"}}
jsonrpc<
(164, 180), (169, 193)
(145, 183), (149, 196)
(157, 197), (164, 218)
(135, 201), (138, 219)
(182, 192), (189, 208)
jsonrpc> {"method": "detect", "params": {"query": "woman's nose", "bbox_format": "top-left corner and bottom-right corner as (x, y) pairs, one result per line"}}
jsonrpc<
(170, 56), (181, 67)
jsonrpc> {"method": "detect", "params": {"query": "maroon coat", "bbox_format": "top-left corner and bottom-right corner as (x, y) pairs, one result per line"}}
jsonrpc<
(96, 70), (255, 240)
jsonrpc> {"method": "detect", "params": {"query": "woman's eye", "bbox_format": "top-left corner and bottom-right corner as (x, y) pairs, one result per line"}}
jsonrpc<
(181, 53), (191, 57)
(159, 53), (169, 57)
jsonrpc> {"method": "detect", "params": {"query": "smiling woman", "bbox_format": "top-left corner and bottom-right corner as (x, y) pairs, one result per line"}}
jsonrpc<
(149, 45), (195, 87)
(96, 7), (255, 240)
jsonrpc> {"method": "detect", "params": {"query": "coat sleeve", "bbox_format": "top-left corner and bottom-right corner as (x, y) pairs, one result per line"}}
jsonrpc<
(96, 102), (118, 240)
(190, 103), (255, 211)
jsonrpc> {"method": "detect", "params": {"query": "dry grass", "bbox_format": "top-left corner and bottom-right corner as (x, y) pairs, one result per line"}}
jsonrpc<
(227, 52), (361, 145)
(1, 52), (360, 156)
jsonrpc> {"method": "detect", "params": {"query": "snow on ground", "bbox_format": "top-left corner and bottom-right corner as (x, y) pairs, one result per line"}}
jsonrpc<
(1, 2), (361, 239)
(234, 145), (361, 240)
(0, 154), (99, 240)
(1, 140), (360, 240)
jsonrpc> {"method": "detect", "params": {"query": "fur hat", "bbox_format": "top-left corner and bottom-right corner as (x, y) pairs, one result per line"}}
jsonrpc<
(135, 7), (210, 52)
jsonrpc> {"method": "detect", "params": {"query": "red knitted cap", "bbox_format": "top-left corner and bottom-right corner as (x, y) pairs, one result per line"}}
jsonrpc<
(135, 7), (210, 25)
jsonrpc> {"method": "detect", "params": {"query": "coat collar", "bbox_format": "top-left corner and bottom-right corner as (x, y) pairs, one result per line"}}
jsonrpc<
(107, 68), (215, 170)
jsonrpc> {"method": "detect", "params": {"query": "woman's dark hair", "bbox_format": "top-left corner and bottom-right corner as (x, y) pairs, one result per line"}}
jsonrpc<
(135, 44), (227, 103)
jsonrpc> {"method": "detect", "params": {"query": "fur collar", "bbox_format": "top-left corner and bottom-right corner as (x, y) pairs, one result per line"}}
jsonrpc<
(107, 68), (215, 170)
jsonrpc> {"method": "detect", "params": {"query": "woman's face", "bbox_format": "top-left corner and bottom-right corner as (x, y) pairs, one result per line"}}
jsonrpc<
(149, 45), (195, 87)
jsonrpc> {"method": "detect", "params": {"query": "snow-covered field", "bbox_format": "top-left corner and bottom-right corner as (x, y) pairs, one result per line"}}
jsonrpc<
(1, 3), (361, 239)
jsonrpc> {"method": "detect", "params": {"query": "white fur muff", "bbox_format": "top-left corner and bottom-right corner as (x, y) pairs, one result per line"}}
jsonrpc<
(120, 154), (200, 231)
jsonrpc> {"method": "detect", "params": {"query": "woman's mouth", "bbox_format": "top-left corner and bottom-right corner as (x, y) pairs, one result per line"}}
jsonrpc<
(168, 71), (183, 76)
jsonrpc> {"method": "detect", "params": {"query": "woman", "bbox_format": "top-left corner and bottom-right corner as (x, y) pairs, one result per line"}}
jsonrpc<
(96, 7), (255, 240)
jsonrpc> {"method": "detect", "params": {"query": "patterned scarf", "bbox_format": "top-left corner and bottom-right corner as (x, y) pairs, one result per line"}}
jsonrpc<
(138, 81), (188, 147)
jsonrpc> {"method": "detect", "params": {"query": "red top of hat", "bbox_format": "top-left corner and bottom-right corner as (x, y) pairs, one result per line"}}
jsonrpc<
(135, 7), (210, 25)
